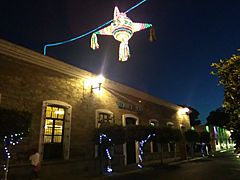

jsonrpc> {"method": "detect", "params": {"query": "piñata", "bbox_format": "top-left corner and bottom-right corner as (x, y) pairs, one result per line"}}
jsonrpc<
(91, 6), (153, 62)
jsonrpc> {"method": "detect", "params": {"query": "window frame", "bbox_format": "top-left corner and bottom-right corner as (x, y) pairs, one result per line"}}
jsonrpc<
(44, 105), (65, 144)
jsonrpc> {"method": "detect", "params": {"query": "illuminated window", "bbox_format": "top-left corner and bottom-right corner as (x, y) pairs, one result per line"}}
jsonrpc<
(97, 112), (113, 128)
(44, 105), (64, 143)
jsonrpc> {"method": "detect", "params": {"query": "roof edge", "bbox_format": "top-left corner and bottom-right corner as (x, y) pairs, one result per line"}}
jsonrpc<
(0, 38), (181, 110)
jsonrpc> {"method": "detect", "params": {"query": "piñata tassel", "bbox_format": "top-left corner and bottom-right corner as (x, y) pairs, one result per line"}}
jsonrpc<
(119, 41), (130, 62)
(149, 26), (157, 42)
(90, 33), (99, 50)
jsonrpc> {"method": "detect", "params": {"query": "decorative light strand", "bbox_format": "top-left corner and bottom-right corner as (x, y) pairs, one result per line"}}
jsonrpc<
(2, 132), (24, 174)
(43, 0), (148, 55)
(138, 134), (155, 168)
(99, 133), (113, 173)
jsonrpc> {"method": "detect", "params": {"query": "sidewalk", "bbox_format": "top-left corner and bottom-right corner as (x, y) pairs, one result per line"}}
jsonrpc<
(4, 155), (208, 180)
(93, 156), (205, 179)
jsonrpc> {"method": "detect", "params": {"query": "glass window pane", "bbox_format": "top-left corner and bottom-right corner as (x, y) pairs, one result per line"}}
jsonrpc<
(44, 136), (52, 143)
(53, 136), (62, 143)
(52, 107), (58, 118)
(54, 127), (63, 135)
(44, 119), (53, 135)
(54, 129), (62, 135)
(57, 108), (65, 119)
(54, 120), (63, 135)
(45, 119), (53, 126)
(45, 119), (53, 127)
(55, 120), (63, 127)
(46, 106), (52, 118)
(44, 127), (52, 135)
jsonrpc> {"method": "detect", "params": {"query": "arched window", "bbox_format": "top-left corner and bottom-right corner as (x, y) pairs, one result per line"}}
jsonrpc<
(40, 100), (72, 160)
(166, 122), (174, 128)
(95, 109), (114, 128)
(149, 119), (159, 153)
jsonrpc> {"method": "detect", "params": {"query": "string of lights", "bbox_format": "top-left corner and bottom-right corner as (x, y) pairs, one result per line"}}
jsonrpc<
(138, 133), (155, 168)
(43, 0), (148, 55)
(99, 132), (155, 171)
(99, 133), (113, 173)
(2, 133), (24, 174)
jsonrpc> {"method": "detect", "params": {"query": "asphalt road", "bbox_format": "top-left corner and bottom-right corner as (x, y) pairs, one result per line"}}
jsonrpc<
(102, 151), (240, 180)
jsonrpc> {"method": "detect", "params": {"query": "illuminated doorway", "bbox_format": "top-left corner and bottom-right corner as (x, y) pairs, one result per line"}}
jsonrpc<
(43, 105), (65, 160)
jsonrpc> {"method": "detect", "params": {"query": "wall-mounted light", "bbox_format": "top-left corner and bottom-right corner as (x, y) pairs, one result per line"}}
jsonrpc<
(178, 107), (190, 115)
(91, 74), (105, 93)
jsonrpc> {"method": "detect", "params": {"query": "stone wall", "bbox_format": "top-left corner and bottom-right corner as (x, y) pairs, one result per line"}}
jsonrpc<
(0, 39), (190, 175)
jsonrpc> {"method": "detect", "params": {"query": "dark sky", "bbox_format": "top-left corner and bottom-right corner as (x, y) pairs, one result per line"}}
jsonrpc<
(1, 0), (240, 124)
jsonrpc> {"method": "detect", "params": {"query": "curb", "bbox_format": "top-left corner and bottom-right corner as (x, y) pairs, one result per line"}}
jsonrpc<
(169, 156), (204, 165)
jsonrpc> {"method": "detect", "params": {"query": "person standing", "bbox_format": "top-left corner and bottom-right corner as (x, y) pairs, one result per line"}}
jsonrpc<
(29, 148), (40, 180)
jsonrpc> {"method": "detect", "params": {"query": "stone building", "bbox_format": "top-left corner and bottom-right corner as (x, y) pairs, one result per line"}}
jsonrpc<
(0, 39), (190, 175)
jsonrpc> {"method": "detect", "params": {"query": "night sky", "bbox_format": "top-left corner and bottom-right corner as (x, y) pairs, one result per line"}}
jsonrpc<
(1, 0), (240, 124)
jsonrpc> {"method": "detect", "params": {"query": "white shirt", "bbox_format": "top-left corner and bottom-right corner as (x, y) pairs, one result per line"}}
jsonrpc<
(29, 153), (40, 166)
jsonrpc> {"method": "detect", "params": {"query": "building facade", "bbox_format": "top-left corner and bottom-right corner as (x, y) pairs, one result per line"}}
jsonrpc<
(195, 125), (234, 154)
(0, 39), (190, 172)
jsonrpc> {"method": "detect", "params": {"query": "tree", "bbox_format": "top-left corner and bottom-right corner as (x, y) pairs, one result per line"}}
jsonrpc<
(94, 124), (125, 174)
(170, 128), (182, 158)
(211, 52), (240, 148)
(156, 126), (178, 164)
(95, 124), (125, 145)
(124, 125), (150, 142)
(199, 131), (211, 156)
(188, 107), (201, 126)
(184, 130), (199, 158)
(199, 131), (210, 144)
(206, 107), (230, 127)
(0, 107), (31, 180)
(0, 107), (31, 138)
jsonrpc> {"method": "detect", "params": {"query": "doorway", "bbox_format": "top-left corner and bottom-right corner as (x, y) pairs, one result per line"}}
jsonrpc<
(43, 105), (65, 160)
(126, 117), (137, 164)
(122, 114), (139, 165)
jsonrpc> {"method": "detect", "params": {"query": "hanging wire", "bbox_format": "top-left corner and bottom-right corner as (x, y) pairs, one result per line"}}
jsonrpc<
(43, 0), (147, 55)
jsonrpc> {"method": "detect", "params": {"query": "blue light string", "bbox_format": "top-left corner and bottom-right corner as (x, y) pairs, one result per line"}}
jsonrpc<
(99, 133), (113, 173)
(2, 133), (24, 173)
(138, 133), (155, 168)
(43, 0), (148, 55)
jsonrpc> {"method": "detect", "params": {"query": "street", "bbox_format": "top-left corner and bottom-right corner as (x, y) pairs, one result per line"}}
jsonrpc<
(101, 151), (240, 180)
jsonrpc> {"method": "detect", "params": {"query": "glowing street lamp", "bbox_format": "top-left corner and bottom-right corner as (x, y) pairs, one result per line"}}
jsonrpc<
(91, 74), (105, 93)
(178, 107), (190, 115)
